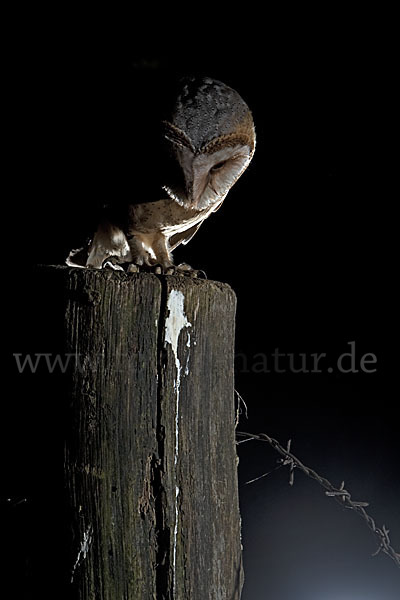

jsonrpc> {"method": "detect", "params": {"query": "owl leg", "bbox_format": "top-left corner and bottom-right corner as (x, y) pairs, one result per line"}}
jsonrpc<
(127, 232), (173, 269)
(151, 235), (174, 270)
(126, 233), (179, 273)
(127, 236), (154, 267)
(86, 221), (131, 268)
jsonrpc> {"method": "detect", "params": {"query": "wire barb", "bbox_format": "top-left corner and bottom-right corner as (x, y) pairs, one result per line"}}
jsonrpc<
(237, 430), (400, 570)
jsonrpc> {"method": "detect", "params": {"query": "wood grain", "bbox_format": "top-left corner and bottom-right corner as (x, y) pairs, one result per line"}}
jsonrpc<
(33, 266), (242, 599)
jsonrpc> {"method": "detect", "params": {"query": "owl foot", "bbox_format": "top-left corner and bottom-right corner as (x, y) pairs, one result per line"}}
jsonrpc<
(126, 263), (167, 275)
(164, 263), (207, 278)
(126, 262), (206, 278)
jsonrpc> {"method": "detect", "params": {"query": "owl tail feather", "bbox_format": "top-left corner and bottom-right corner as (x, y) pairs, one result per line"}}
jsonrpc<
(65, 245), (90, 268)
(66, 222), (132, 269)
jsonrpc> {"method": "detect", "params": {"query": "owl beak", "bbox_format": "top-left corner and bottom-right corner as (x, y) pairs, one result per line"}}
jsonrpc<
(162, 147), (209, 209)
(183, 177), (196, 207)
(183, 165), (209, 209)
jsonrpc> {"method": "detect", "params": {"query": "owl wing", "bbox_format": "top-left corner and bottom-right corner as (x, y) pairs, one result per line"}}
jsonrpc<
(169, 221), (204, 251)
(169, 197), (225, 250)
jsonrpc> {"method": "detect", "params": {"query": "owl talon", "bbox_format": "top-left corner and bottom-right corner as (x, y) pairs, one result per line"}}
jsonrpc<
(173, 263), (208, 279)
(127, 263), (169, 274)
(103, 258), (125, 271)
(193, 269), (207, 279)
(127, 264), (139, 273)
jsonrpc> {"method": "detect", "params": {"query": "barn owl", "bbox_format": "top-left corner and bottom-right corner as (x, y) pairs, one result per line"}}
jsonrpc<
(66, 76), (255, 273)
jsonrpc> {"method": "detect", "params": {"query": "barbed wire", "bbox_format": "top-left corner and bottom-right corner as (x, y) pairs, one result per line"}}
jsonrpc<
(236, 429), (400, 570)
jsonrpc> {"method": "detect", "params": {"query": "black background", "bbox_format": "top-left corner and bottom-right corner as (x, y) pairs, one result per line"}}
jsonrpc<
(2, 11), (399, 599)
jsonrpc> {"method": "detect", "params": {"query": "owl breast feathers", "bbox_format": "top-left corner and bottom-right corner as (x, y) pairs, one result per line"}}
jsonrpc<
(66, 76), (255, 272)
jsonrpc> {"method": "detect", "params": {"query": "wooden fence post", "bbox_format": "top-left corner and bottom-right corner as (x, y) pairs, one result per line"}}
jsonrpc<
(34, 266), (243, 599)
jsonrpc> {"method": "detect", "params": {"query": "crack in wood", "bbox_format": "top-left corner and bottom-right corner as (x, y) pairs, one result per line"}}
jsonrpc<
(154, 275), (171, 599)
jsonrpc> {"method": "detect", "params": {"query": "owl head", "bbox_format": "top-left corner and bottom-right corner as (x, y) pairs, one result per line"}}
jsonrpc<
(161, 76), (255, 211)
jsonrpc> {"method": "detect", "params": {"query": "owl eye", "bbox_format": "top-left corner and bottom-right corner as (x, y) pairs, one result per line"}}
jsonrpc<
(210, 160), (227, 173)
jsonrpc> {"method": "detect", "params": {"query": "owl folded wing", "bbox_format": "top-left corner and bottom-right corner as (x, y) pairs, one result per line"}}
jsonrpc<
(169, 221), (203, 251)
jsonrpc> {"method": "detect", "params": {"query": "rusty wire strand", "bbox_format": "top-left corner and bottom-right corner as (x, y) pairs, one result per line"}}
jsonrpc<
(236, 430), (400, 570)
(234, 389), (248, 429)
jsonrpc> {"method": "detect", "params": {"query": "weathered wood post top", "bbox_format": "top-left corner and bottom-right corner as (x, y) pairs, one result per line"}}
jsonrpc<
(38, 266), (243, 599)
